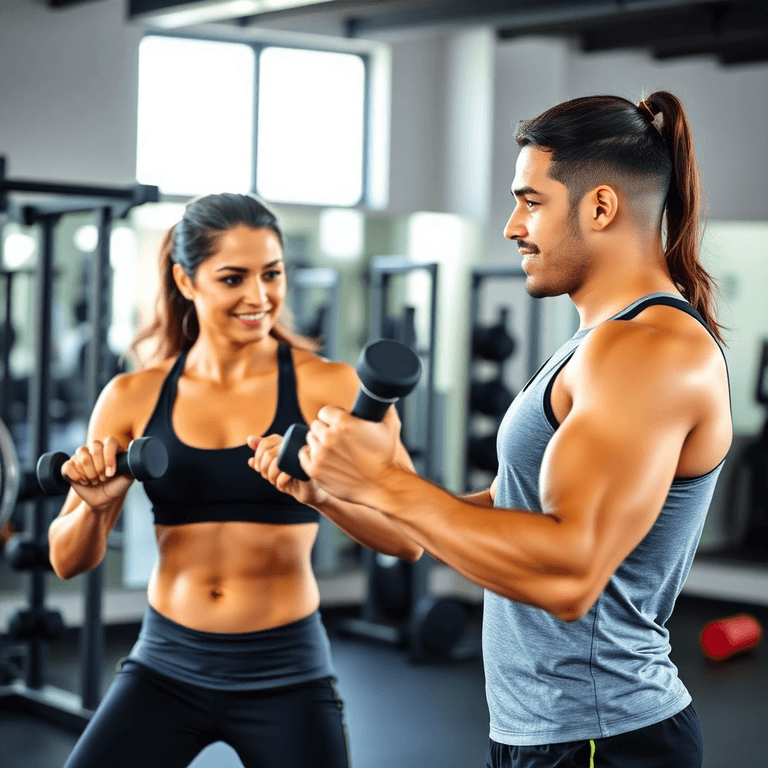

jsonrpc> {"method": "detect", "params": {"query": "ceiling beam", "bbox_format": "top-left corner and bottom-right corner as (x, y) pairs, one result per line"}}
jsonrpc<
(718, 39), (768, 63)
(347, 0), (730, 38)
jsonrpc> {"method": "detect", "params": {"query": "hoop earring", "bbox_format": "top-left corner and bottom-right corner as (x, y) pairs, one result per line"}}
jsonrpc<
(181, 304), (196, 340)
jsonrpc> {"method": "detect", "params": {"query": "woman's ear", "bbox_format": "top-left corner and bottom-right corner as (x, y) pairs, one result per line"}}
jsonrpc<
(172, 263), (194, 301)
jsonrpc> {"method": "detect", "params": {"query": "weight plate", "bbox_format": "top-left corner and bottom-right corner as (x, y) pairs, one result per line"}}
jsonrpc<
(0, 418), (20, 531)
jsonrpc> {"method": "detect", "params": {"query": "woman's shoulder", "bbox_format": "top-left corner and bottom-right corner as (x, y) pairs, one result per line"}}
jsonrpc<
(291, 347), (356, 379)
(290, 347), (359, 409)
(97, 357), (176, 413)
(88, 357), (177, 440)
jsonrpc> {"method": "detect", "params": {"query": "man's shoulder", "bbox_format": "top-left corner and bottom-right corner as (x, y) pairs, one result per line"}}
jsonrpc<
(568, 310), (723, 408)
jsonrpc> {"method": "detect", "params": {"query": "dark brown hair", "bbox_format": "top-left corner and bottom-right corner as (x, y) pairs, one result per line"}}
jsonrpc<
(131, 193), (318, 365)
(515, 91), (725, 345)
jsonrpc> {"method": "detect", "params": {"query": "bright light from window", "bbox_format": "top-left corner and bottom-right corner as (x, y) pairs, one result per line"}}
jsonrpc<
(319, 208), (365, 260)
(256, 47), (365, 207)
(137, 36), (255, 196)
(3, 232), (36, 268)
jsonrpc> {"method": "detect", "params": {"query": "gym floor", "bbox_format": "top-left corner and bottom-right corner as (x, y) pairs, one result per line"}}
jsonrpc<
(1, 597), (766, 768)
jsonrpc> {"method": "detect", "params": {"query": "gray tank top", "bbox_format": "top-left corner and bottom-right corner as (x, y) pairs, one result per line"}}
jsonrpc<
(484, 293), (729, 746)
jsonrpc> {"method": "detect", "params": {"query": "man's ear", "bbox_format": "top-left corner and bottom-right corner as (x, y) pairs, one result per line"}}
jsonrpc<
(172, 263), (194, 301)
(584, 184), (619, 231)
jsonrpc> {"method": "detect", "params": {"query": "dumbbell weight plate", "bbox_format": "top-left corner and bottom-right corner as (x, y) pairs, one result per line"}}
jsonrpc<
(126, 436), (169, 481)
(0, 418), (21, 531)
(277, 425), (311, 482)
(36, 452), (69, 496)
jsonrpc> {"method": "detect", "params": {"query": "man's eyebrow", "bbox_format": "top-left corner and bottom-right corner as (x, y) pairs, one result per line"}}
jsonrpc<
(512, 185), (543, 197)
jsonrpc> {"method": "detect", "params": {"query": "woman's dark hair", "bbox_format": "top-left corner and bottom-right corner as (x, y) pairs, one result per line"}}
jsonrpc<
(515, 91), (725, 345)
(131, 193), (318, 364)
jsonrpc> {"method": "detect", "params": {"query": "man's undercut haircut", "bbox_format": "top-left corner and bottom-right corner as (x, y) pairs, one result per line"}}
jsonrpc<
(514, 92), (726, 345)
(515, 95), (671, 213)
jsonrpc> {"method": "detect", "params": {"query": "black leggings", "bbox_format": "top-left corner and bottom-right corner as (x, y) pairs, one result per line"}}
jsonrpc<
(63, 660), (350, 768)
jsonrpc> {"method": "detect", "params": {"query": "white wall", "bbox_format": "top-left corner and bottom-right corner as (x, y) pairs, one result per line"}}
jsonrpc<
(0, 0), (143, 184)
(562, 45), (768, 223)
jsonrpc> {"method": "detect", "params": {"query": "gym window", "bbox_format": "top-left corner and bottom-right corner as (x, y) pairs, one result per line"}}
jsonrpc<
(136, 35), (369, 207)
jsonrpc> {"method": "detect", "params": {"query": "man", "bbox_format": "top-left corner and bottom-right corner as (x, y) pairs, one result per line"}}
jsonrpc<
(255, 91), (732, 768)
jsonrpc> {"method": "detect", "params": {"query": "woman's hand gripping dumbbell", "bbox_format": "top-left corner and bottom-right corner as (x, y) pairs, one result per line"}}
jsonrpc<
(276, 338), (422, 482)
(37, 437), (169, 505)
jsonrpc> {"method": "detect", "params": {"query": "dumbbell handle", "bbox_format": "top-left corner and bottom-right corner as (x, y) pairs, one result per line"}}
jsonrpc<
(277, 395), (388, 482)
(277, 339), (422, 481)
(36, 436), (169, 496)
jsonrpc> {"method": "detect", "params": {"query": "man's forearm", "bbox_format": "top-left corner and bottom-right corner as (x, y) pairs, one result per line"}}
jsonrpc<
(362, 467), (585, 620)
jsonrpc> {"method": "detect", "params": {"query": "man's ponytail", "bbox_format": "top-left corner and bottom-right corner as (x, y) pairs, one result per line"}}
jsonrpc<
(643, 91), (725, 345)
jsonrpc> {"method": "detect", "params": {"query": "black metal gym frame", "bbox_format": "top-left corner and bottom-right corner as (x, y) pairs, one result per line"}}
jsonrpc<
(0, 156), (159, 731)
(462, 265), (543, 492)
(287, 267), (341, 573)
(336, 256), (440, 652)
(288, 267), (341, 363)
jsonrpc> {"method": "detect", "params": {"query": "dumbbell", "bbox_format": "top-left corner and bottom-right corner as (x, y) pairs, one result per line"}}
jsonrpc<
(470, 377), (515, 417)
(472, 308), (517, 362)
(7, 607), (66, 642)
(36, 436), (169, 496)
(277, 339), (423, 481)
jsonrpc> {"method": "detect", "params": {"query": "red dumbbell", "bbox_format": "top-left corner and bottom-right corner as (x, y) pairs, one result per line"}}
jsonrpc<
(699, 613), (763, 661)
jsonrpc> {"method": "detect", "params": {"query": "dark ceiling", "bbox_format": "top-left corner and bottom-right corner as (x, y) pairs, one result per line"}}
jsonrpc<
(53, 0), (768, 66)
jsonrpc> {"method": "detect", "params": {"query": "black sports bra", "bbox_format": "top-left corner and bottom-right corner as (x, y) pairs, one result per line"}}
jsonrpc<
(141, 345), (320, 526)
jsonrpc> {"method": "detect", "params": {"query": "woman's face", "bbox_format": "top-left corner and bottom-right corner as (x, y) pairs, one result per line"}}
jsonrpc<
(174, 225), (287, 346)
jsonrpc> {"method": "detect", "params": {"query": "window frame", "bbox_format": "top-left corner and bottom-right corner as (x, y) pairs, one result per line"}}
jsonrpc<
(138, 31), (372, 208)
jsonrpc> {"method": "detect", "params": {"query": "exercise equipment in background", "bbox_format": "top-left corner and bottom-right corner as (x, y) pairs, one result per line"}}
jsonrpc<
(0, 157), (158, 732)
(724, 338), (768, 561)
(699, 613), (763, 661)
(464, 266), (542, 492)
(333, 256), (472, 662)
(288, 266), (340, 361)
(286, 266), (342, 573)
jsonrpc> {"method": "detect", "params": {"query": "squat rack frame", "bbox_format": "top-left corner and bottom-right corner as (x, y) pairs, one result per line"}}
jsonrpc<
(0, 156), (158, 731)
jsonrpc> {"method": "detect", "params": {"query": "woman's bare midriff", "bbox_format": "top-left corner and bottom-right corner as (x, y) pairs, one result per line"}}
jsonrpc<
(147, 520), (321, 634)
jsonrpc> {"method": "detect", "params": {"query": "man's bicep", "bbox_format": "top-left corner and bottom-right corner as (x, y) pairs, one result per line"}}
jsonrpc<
(539, 396), (687, 592)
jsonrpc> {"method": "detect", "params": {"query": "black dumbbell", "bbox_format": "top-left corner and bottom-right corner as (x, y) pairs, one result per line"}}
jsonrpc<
(36, 436), (169, 496)
(470, 377), (515, 417)
(472, 308), (517, 362)
(7, 607), (66, 642)
(468, 434), (498, 472)
(5, 533), (52, 571)
(277, 339), (423, 481)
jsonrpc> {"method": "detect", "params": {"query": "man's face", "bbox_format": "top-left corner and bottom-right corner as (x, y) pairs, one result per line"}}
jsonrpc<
(504, 146), (590, 299)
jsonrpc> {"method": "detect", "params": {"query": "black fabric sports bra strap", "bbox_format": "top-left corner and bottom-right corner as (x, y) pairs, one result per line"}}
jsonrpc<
(277, 344), (302, 419)
(163, 348), (190, 408)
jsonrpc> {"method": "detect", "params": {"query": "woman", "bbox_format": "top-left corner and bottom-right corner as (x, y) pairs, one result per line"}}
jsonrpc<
(48, 193), (423, 768)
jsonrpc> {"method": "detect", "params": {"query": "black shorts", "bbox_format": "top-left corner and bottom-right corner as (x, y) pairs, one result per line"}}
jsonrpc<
(63, 661), (350, 768)
(486, 704), (703, 768)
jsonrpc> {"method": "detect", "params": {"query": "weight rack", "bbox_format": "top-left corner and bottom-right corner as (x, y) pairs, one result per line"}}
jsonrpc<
(463, 265), (543, 491)
(0, 157), (158, 731)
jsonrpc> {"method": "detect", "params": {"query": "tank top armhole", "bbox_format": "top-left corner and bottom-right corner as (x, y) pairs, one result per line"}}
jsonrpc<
(543, 351), (576, 432)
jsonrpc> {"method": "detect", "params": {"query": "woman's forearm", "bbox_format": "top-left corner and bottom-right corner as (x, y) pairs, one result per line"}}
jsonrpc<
(48, 496), (123, 579)
(312, 494), (423, 561)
